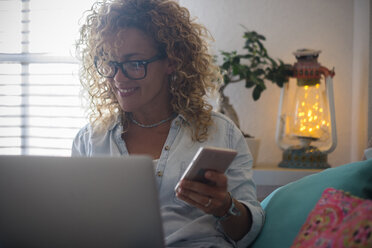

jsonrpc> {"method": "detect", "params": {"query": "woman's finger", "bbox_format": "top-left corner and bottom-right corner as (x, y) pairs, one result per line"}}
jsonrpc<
(176, 183), (230, 215)
(204, 170), (228, 188)
(176, 189), (221, 214)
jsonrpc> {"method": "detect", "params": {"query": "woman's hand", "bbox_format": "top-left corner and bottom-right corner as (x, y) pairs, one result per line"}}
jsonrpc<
(176, 170), (253, 241)
(175, 170), (231, 216)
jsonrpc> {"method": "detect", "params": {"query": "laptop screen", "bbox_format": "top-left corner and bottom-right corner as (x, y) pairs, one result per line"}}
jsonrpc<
(0, 155), (164, 248)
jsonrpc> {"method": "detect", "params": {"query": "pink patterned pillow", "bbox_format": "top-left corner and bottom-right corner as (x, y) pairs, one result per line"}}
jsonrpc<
(291, 188), (372, 248)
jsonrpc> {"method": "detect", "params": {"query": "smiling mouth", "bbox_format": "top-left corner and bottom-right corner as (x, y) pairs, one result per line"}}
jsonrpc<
(116, 86), (139, 97)
(118, 88), (137, 94)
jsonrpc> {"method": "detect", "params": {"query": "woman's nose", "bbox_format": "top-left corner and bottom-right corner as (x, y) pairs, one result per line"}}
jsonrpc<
(114, 67), (130, 82)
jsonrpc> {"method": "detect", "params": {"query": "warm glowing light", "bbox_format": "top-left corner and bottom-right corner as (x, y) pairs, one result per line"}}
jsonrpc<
(289, 83), (331, 140)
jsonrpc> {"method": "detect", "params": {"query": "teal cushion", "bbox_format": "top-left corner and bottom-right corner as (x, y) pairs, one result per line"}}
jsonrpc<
(249, 159), (372, 248)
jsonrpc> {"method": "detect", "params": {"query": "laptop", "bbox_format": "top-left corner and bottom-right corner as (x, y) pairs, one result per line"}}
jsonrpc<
(0, 155), (165, 248)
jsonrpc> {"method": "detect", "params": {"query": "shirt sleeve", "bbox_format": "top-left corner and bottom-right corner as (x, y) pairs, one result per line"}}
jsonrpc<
(217, 121), (265, 247)
(71, 124), (91, 157)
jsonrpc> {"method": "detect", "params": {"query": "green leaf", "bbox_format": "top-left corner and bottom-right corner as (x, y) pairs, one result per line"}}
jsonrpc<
(232, 64), (240, 75)
(257, 34), (266, 41)
(257, 78), (266, 89)
(253, 68), (265, 76)
(221, 61), (231, 70)
(253, 85), (263, 101)
(232, 56), (240, 64)
(241, 54), (253, 59)
(257, 42), (265, 54)
(245, 78), (255, 88)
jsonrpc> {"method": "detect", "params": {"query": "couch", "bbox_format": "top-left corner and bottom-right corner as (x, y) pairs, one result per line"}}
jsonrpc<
(249, 159), (372, 248)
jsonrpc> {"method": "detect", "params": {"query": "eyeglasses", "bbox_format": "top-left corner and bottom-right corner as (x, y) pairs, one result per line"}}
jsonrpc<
(94, 54), (166, 80)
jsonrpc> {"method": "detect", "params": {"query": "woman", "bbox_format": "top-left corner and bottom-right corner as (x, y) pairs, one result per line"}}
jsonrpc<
(72, 0), (264, 247)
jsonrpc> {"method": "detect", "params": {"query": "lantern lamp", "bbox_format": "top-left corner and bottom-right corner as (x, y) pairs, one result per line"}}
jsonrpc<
(275, 49), (337, 169)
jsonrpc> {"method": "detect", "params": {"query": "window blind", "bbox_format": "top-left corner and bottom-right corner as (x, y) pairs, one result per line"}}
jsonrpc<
(0, 0), (94, 156)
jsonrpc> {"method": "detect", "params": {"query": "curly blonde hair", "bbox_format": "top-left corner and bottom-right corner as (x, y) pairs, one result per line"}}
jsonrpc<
(76, 0), (221, 141)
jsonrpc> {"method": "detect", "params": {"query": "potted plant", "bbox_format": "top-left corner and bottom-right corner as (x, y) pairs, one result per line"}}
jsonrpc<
(217, 30), (292, 165)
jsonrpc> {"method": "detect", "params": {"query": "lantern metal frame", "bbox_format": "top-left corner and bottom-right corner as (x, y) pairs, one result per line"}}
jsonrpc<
(275, 49), (337, 169)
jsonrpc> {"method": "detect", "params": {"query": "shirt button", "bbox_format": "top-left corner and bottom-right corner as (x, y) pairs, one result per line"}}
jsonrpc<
(164, 145), (170, 151)
(157, 171), (163, 177)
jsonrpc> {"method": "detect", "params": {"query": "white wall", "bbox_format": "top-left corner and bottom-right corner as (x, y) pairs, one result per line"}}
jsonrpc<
(351, 0), (370, 161)
(179, 0), (370, 167)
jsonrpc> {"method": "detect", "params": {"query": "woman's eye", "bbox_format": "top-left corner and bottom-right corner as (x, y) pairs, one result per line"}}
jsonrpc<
(126, 62), (142, 70)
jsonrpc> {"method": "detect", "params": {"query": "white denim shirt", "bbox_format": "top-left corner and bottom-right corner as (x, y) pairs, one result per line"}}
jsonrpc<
(72, 111), (264, 247)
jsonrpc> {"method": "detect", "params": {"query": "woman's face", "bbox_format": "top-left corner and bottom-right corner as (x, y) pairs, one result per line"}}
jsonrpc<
(105, 28), (173, 114)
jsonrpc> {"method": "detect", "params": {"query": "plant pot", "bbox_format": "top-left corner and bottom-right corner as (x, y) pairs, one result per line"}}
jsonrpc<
(245, 137), (260, 168)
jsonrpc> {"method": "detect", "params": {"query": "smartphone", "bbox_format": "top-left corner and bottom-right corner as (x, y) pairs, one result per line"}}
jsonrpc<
(175, 146), (237, 191)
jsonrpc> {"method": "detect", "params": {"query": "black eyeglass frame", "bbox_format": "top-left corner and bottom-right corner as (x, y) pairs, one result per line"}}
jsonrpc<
(94, 54), (166, 80)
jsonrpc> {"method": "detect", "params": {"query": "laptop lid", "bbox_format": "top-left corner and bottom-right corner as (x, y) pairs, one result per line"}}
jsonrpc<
(0, 155), (165, 248)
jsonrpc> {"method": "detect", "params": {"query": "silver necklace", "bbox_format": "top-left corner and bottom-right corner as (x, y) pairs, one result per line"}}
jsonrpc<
(129, 113), (176, 128)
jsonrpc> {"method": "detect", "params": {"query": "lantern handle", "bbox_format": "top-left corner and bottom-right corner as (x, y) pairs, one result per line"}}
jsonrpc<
(319, 66), (335, 78)
(324, 75), (337, 154)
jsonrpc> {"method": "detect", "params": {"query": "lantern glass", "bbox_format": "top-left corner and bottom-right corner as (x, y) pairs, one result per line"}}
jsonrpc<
(277, 77), (333, 152)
